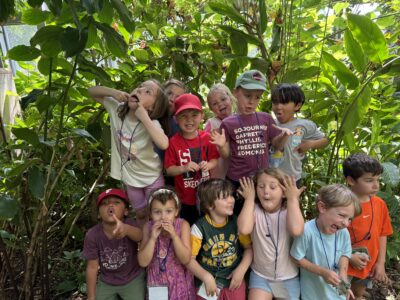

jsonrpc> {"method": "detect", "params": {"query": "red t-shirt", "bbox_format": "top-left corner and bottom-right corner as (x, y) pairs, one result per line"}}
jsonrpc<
(347, 195), (393, 279)
(164, 130), (219, 205)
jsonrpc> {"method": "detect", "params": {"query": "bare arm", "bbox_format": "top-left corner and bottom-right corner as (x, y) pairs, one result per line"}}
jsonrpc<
(228, 246), (253, 290)
(338, 256), (349, 280)
(370, 236), (390, 283)
(170, 220), (192, 265)
(135, 106), (169, 149)
(295, 137), (329, 154)
(138, 222), (161, 267)
(111, 215), (142, 242)
(294, 257), (341, 286)
(88, 86), (130, 103)
(187, 257), (218, 296)
(284, 176), (304, 237)
(86, 259), (99, 300)
(237, 177), (256, 235)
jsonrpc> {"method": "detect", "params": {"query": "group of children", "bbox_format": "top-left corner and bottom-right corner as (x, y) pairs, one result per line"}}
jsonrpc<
(82, 70), (392, 300)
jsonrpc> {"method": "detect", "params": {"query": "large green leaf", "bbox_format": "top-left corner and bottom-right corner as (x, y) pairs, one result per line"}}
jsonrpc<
(225, 60), (239, 89)
(281, 66), (320, 82)
(110, 0), (135, 33)
(98, 0), (113, 23)
(96, 22), (127, 58)
(8, 45), (41, 61)
(219, 25), (261, 46)
(322, 51), (359, 89)
(22, 7), (50, 24)
(259, 0), (267, 34)
(339, 85), (371, 137)
(60, 27), (88, 57)
(28, 166), (45, 199)
(36, 95), (56, 113)
(208, 2), (247, 25)
(77, 56), (112, 86)
(133, 49), (149, 62)
(347, 14), (389, 64)
(0, 194), (19, 220)
(344, 29), (367, 73)
(12, 127), (40, 145)
(30, 25), (63, 57)
(81, 0), (103, 14)
(230, 31), (248, 56)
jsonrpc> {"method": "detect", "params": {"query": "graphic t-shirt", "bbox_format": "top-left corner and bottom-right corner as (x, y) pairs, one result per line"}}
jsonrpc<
(347, 196), (393, 279)
(164, 130), (219, 205)
(220, 112), (281, 181)
(269, 118), (325, 180)
(82, 219), (143, 286)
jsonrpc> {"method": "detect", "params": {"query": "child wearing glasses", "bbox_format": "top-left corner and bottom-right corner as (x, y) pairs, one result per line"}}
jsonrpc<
(138, 187), (195, 300)
(187, 179), (253, 300)
(290, 184), (361, 300)
(343, 153), (393, 299)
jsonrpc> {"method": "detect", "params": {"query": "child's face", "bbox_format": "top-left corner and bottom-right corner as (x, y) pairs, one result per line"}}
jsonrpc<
(210, 192), (235, 217)
(129, 80), (159, 113)
(346, 172), (380, 199)
(176, 109), (203, 137)
(272, 102), (302, 124)
(150, 199), (179, 223)
(256, 173), (284, 213)
(317, 202), (355, 234)
(165, 84), (185, 114)
(234, 88), (264, 115)
(208, 90), (233, 120)
(98, 196), (128, 224)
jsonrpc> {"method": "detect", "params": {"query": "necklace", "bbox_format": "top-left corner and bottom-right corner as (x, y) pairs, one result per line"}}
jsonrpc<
(350, 198), (373, 245)
(263, 208), (282, 279)
(119, 117), (141, 172)
(315, 218), (337, 270)
(181, 131), (204, 179)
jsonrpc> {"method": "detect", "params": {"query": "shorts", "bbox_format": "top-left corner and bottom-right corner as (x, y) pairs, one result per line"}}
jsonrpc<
(96, 271), (145, 300)
(249, 270), (300, 300)
(125, 175), (164, 210)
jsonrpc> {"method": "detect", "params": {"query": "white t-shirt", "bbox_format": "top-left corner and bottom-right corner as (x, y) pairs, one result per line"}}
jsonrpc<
(251, 204), (298, 280)
(102, 97), (163, 187)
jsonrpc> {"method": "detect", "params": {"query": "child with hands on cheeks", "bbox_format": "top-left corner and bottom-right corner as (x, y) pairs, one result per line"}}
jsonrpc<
(290, 184), (361, 300)
(82, 189), (145, 300)
(237, 169), (304, 300)
(187, 179), (253, 300)
(88, 80), (169, 227)
(138, 188), (196, 300)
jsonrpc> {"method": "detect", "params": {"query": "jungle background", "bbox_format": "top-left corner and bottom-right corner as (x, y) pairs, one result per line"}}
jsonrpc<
(0, 0), (399, 299)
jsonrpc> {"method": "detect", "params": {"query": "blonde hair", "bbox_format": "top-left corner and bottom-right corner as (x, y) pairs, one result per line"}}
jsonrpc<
(207, 83), (236, 110)
(317, 184), (361, 217)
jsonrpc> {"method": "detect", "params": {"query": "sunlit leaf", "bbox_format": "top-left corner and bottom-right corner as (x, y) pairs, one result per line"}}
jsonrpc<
(96, 22), (127, 58)
(110, 0), (135, 33)
(281, 66), (320, 82)
(133, 49), (149, 62)
(22, 7), (50, 24)
(322, 51), (359, 89)
(8, 45), (41, 61)
(344, 29), (367, 73)
(98, 0), (113, 23)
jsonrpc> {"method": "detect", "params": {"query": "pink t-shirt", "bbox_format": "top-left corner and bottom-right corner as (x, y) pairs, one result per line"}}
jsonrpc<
(220, 112), (281, 181)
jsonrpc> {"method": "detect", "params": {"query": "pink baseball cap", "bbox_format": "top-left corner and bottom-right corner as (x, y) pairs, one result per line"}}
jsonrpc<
(96, 188), (129, 207)
(174, 93), (203, 116)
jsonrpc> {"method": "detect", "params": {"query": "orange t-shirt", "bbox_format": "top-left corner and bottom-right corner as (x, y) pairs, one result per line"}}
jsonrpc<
(347, 196), (393, 279)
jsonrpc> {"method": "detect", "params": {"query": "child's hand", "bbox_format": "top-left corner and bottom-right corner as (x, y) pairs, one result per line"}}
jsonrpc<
(134, 103), (149, 121)
(203, 273), (219, 297)
(199, 161), (209, 172)
(227, 267), (245, 290)
(294, 140), (314, 154)
(370, 263), (391, 284)
(238, 177), (255, 202)
(210, 129), (226, 147)
(281, 175), (305, 201)
(321, 269), (341, 286)
(112, 215), (127, 239)
(113, 90), (130, 102)
(346, 288), (355, 300)
(184, 161), (200, 173)
(161, 220), (177, 239)
(350, 253), (369, 270)
(273, 124), (294, 137)
(150, 221), (163, 240)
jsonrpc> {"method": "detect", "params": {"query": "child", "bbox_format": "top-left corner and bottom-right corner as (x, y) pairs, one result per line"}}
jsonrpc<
(138, 188), (196, 300)
(164, 94), (219, 225)
(82, 189), (144, 300)
(290, 184), (361, 300)
(343, 153), (393, 299)
(205, 83), (235, 179)
(164, 79), (186, 137)
(211, 70), (291, 214)
(187, 179), (253, 300)
(88, 80), (169, 227)
(237, 168), (304, 300)
(270, 83), (328, 185)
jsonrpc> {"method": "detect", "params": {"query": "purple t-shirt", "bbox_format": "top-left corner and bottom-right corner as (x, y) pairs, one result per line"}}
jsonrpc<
(220, 112), (281, 181)
(82, 219), (143, 286)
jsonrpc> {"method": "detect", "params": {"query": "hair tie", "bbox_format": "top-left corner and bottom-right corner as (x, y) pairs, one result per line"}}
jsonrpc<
(149, 188), (180, 206)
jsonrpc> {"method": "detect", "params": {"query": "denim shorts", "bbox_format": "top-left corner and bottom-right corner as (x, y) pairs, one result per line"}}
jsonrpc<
(249, 270), (300, 300)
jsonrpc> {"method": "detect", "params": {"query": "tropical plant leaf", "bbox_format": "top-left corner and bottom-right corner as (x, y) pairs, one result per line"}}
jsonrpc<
(96, 22), (127, 58)
(0, 194), (19, 220)
(225, 60), (239, 89)
(22, 7), (50, 24)
(344, 29), (367, 73)
(71, 128), (96, 141)
(81, 0), (103, 15)
(208, 1), (248, 25)
(8, 45), (41, 61)
(219, 25), (261, 46)
(133, 49), (149, 62)
(322, 51), (359, 89)
(30, 25), (63, 57)
(36, 95), (56, 113)
(110, 0), (135, 32)
(12, 127), (40, 146)
(259, 0), (267, 34)
(381, 162), (400, 188)
(281, 66), (320, 82)
(28, 166), (45, 199)
(77, 56), (112, 86)
(230, 31), (248, 56)
(60, 27), (88, 57)
(347, 14), (389, 64)
(28, 0), (44, 6)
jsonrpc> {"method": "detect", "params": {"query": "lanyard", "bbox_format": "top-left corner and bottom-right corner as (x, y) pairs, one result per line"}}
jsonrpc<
(350, 198), (374, 245)
(236, 112), (265, 171)
(119, 118), (141, 171)
(181, 131), (203, 179)
(315, 219), (337, 270)
(263, 208), (281, 279)
(156, 237), (172, 273)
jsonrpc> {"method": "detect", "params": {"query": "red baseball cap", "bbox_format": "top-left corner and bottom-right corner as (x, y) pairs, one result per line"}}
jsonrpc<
(96, 188), (129, 207)
(174, 93), (203, 116)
